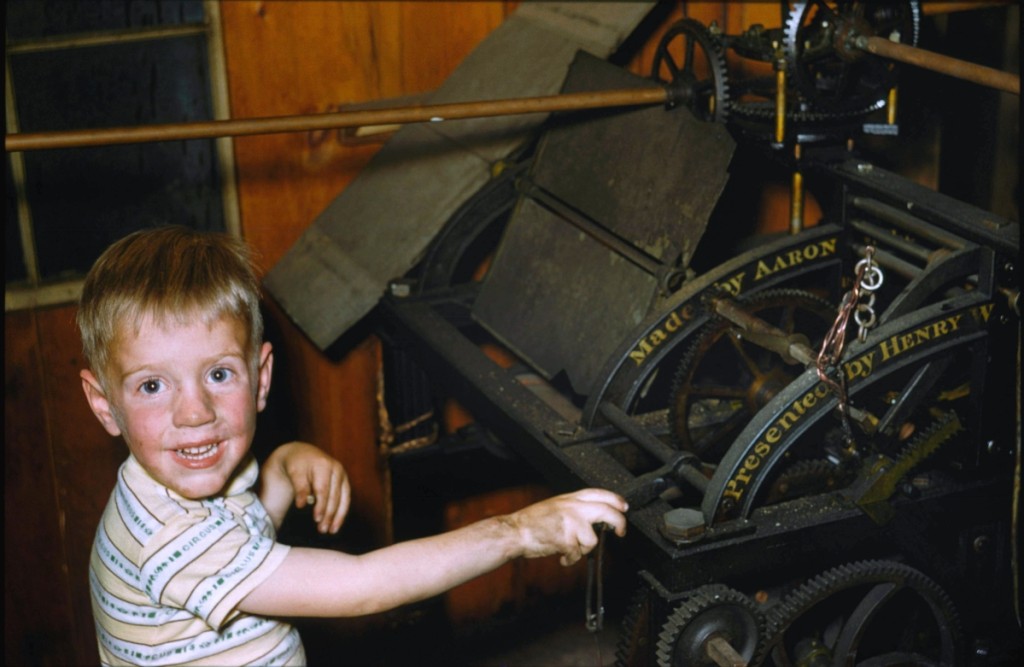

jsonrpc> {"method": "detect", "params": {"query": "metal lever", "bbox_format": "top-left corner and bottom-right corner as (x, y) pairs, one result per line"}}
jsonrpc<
(585, 524), (608, 632)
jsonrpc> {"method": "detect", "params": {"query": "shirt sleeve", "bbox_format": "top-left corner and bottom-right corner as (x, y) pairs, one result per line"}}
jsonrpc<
(139, 508), (291, 631)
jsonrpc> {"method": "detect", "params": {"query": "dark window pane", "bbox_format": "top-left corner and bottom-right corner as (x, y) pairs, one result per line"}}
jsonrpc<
(6, 157), (27, 283)
(6, 0), (205, 40)
(21, 141), (224, 280)
(11, 36), (223, 280)
(13, 36), (214, 131)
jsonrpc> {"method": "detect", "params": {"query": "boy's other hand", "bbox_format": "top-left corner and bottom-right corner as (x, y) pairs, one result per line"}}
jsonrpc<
(273, 441), (351, 534)
(505, 489), (628, 566)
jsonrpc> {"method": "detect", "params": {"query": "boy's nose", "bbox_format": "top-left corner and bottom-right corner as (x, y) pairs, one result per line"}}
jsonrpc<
(173, 386), (215, 427)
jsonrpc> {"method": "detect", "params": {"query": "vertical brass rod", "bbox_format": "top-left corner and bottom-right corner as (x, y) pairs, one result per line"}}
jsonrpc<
(775, 66), (787, 144)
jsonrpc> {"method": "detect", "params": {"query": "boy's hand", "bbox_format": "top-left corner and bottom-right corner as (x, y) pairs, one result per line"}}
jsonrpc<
(265, 441), (351, 534)
(505, 489), (628, 566)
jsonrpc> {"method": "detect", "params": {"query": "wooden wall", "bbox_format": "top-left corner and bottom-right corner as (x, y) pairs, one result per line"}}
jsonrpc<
(8, 2), (1009, 665)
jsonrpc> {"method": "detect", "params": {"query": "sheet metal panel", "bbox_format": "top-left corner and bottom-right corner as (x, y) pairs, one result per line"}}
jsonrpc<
(472, 53), (735, 395)
(264, 2), (656, 350)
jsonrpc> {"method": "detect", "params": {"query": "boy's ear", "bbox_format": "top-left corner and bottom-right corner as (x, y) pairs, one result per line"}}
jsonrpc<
(81, 370), (123, 437)
(255, 342), (273, 412)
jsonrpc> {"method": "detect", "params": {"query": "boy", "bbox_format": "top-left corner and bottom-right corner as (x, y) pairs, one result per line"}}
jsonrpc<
(78, 226), (628, 666)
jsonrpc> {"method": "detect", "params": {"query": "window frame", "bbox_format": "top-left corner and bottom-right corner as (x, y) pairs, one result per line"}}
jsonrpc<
(4, 0), (239, 312)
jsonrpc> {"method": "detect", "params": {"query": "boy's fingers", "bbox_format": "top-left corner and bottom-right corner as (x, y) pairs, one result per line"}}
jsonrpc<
(318, 467), (340, 532)
(567, 488), (628, 511)
(560, 545), (583, 567)
(330, 478), (352, 533)
(293, 478), (313, 509)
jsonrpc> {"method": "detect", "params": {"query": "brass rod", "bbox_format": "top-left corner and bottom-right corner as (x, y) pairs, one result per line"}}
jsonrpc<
(921, 1), (1011, 15)
(856, 35), (1019, 95)
(5, 86), (669, 152)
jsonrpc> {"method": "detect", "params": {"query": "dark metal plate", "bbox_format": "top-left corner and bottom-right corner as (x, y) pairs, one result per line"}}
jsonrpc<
(473, 51), (735, 394)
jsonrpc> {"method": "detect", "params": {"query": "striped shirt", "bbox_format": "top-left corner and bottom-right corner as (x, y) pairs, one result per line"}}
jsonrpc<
(90, 455), (305, 666)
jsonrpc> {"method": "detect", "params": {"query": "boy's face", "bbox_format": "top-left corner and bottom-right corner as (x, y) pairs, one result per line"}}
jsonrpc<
(80, 313), (272, 499)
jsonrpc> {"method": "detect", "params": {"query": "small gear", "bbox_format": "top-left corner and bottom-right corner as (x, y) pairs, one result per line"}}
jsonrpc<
(656, 584), (766, 667)
(783, 1), (920, 112)
(847, 410), (964, 519)
(764, 458), (855, 504)
(762, 560), (962, 666)
(651, 19), (731, 123)
(728, 97), (885, 123)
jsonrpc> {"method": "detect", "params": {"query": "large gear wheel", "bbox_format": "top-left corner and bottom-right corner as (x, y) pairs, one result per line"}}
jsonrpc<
(656, 584), (766, 667)
(651, 19), (730, 123)
(668, 289), (836, 464)
(761, 560), (963, 666)
(784, 1), (920, 112)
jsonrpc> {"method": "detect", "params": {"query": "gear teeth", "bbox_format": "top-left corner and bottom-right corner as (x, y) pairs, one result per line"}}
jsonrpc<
(894, 410), (962, 474)
(651, 19), (731, 123)
(763, 559), (963, 663)
(616, 582), (669, 667)
(655, 584), (765, 667)
(782, 1), (919, 112)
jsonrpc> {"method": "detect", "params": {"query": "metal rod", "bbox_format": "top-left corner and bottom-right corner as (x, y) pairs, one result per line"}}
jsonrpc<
(598, 402), (709, 494)
(706, 634), (748, 667)
(850, 196), (967, 250)
(855, 35), (1019, 95)
(852, 243), (922, 282)
(5, 86), (669, 152)
(712, 297), (818, 366)
(921, 1), (1012, 15)
(849, 218), (933, 262)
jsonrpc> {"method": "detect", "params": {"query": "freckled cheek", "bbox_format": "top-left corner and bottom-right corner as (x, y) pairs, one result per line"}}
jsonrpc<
(217, 393), (260, 430)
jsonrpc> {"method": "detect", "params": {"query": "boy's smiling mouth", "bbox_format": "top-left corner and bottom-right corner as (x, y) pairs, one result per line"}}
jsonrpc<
(174, 441), (224, 466)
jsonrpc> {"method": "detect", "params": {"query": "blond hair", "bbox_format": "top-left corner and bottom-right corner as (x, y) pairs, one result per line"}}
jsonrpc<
(77, 226), (264, 387)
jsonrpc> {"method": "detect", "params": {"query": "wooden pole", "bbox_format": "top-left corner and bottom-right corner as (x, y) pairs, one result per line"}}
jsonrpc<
(5, 87), (668, 152)
(857, 36), (1019, 95)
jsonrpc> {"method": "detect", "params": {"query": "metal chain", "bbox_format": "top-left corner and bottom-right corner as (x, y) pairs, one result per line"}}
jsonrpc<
(816, 246), (884, 442)
(853, 253), (884, 341)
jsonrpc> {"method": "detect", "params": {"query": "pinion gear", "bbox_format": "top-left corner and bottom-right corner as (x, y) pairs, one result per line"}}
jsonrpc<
(656, 584), (766, 667)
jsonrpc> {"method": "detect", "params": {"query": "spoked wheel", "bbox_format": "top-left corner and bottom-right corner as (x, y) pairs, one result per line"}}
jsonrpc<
(762, 560), (962, 666)
(651, 18), (731, 122)
(668, 289), (836, 463)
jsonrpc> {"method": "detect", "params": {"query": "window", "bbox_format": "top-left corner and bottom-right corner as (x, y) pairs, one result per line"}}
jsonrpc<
(5, 0), (238, 310)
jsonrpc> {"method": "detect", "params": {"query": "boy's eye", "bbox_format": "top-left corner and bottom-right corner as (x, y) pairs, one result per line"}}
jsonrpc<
(209, 367), (233, 383)
(140, 379), (163, 395)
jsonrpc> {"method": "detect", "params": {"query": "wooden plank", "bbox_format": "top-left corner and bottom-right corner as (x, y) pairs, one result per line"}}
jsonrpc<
(35, 304), (126, 664)
(4, 309), (78, 666)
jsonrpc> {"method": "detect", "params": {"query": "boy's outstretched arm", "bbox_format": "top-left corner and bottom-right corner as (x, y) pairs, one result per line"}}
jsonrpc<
(259, 441), (351, 534)
(239, 488), (627, 618)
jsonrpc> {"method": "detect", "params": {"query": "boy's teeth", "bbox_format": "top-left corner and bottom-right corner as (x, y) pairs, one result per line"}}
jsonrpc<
(179, 443), (218, 458)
